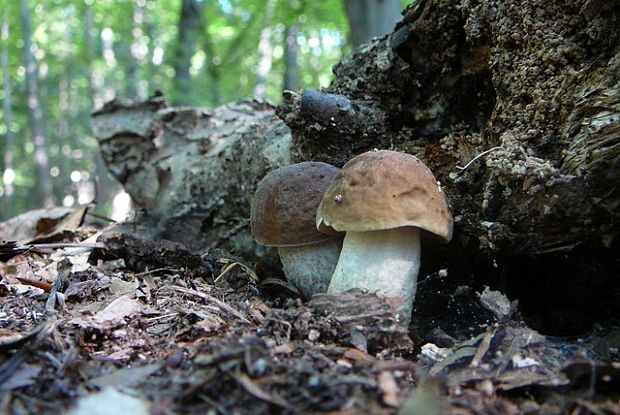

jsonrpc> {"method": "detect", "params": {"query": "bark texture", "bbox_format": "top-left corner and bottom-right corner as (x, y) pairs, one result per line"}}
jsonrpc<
(92, 0), (619, 331)
(2, 11), (15, 218)
(91, 94), (291, 265)
(280, 0), (619, 258)
(19, 0), (53, 207)
(277, 0), (620, 330)
(343, 0), (403, 47)
(172, 0), (202, 103)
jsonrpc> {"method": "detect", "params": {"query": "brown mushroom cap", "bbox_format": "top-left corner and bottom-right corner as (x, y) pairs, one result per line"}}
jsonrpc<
(251, 162), (341, 246)
(316, 150), (453, 241)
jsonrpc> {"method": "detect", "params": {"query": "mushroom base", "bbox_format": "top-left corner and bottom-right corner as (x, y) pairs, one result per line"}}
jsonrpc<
(327, 227), (421, 323)
(278, 238), (342, 298)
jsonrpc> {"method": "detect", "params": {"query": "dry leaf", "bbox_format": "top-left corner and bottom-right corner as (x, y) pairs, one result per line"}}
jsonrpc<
(378, 371), (400, 407)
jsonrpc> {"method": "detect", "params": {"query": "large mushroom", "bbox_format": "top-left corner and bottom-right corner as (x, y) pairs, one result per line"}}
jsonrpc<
(251, 162), (342, 298)
(316, 150), (453, 323)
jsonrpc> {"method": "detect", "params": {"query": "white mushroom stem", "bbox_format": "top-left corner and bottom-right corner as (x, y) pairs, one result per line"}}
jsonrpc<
(278, 238), (342, 298)
(327, 227), (421, 324)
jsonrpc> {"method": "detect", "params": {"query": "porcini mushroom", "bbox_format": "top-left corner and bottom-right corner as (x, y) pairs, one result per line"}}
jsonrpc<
(316, 150), (453, 323)
(251, 162), (342, 298)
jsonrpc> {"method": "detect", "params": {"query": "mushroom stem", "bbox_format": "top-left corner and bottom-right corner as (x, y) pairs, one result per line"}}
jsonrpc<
(278, 238), (343, 298)
(327, 227), (421, 323)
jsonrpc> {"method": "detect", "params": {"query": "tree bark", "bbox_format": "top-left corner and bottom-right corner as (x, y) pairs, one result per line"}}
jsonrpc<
(1, 11), (15, 218)
(277, 0), (620, 330)
(283, 24), (299, 92)
(125, 0), (144, 100)
(343, 0), (402, 47)
(83, 3), (119, 211)
(91, 95), (291, 265)
(92, 0), (620, 332)
(253, 0), (275, 100)
(172, 0), (202, 104)
(201, 12), (221, 106)
(19, 0), (53, 208)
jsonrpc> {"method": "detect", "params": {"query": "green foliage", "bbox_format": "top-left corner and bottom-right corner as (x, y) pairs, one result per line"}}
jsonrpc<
(0, 0), (407, 219)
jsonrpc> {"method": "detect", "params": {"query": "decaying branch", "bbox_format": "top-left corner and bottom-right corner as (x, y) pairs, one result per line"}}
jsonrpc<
(91, 0), (619, 331)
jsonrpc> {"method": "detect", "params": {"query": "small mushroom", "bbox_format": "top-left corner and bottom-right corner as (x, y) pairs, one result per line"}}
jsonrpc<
(251, 162), (342, 297)
(316, 150), (453, 323)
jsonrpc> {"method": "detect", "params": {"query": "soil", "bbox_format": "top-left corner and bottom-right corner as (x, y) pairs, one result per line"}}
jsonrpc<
(1, 223), (619, 414)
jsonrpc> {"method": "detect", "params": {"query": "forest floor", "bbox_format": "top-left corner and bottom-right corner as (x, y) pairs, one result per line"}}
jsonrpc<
(1, 209), (619, 414)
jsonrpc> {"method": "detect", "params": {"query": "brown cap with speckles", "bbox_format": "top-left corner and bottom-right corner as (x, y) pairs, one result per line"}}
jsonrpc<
(251, 162), (341, 246)
(316, 150), (453, 241)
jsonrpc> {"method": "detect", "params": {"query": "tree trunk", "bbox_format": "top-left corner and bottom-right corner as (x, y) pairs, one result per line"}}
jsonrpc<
(58, 73), (70, 198)
(84, 5), (102, 108)
(92, 0), (620, 333)
(172, 0), (202, 104)
(343, 0), (402, 47)
(19, 0), (53, 208)
(201, 16), (221, 106)
(125, 0), (144, 100)
(1, 10), (15, 218)
(144, 16), (157, 96)
(91, 95), (291, 266)
(277, 0), (620, 332)
(283, 24), (299, 91)
(253, 0), (275, 100)
(84, 3), (119, 213)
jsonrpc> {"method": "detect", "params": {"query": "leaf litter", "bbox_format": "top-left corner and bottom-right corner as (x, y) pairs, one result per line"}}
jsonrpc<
(0, 209), (619, 414)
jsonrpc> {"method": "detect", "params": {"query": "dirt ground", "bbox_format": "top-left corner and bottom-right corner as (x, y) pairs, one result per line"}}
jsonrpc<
(1, 211), (619, 414)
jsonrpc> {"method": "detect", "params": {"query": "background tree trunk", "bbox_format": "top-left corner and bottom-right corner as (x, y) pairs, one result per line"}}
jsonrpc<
(172, 0), (202, 104)
(125, 0), (144, 100)
(253, 0), (275, 100)
(19, 0), (53, 208)
(201, 13), (221, 106)
(343, 0), (402, 47)
(283, 24), (299, 91)
(1, 11), (15, 218)
(84, 3), (118, 213)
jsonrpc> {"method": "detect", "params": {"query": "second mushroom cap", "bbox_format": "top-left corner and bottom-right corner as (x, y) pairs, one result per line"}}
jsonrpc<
(316, 149), (453, 241)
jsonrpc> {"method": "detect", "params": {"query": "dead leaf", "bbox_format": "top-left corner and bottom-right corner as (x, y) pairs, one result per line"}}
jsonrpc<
(478, 287), (514, 320)
(30, 205), (88, 243)
(67, 387), (150, 415)
(0, 241), (29, 262)
(399, 376), (443, 415)
(235, 373), (289, 408)
(378, 371), (400, 407)
(89, 364), (161, 388)
(71, 295), (143, 329)
(0, 207), (74, 243)
(0, 363), (42, 391)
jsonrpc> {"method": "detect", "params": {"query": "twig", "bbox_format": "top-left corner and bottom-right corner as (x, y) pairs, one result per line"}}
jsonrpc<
(30, 242), (104, 250)
(170, 285), (251, 325)
(214, 259), (258, 284)
(15, 277), (52, 292)
(133, 267), (178, 277)
(455, 146), (502, 171)
(86, 211), (117, 223)
(45, 271), (65, 315)
(470, 325), (497, 368)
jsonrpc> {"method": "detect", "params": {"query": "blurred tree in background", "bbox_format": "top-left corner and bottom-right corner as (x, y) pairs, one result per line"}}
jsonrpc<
(0, 0), (410, 221)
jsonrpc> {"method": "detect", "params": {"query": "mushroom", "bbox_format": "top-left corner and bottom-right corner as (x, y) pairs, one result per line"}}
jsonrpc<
(316, 150), (453, 323)
(251, 162), (342, 298)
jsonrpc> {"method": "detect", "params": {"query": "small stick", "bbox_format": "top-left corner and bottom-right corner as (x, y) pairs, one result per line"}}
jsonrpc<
(30, 242), (105, 250)
(15, 277), (53, 292)
(455, 146), (502, 171)
(170, 285), (251, 324)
